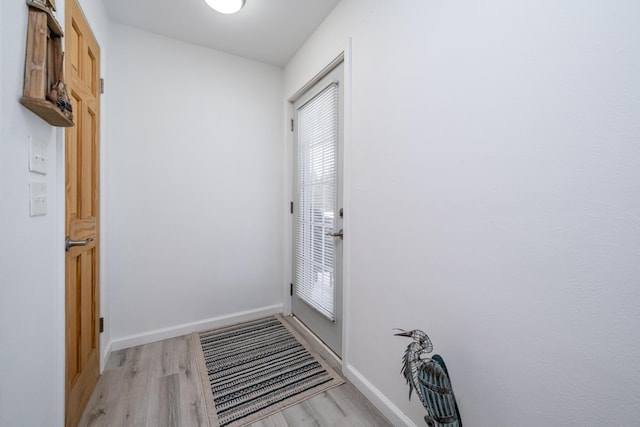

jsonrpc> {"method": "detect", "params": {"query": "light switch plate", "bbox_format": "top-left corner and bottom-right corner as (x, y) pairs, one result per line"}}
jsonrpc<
(29, 181), (47, 216)
(29, 136), (48, 174)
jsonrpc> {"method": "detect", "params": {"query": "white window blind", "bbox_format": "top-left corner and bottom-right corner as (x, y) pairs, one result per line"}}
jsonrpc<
(295, 82), (339, 321)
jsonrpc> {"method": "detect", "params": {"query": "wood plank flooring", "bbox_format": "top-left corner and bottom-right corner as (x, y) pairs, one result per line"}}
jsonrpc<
(79, 316), (392, 427)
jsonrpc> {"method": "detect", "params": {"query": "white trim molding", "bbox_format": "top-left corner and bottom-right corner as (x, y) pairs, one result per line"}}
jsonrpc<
(101, 340), (112, 369)
(345, 364), (417, 427)
(340, 36), (353, 369)
(109, 305), (283, 352)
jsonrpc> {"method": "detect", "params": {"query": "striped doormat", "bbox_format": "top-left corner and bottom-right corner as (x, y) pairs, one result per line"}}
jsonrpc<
(193, 314), (344, 427)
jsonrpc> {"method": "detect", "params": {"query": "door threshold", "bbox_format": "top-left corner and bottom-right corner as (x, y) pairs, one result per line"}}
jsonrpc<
(288, 314), (342, 367)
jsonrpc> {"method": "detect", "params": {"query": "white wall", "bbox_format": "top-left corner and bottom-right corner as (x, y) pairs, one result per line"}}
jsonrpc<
(0, 0), (109, 425)
(0, 1), (61, 419)
(285, 1), (640, 425)
(107, 24), (284, 347)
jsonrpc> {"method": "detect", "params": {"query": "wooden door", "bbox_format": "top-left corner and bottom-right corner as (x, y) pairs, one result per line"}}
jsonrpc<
(65, 0), (100, 425)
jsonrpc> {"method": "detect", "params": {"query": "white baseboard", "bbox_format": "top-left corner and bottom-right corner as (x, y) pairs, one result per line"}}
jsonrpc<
(345, 364), (417, 427)
(100, 339), (112, 373)
(109, 305), (283, 352)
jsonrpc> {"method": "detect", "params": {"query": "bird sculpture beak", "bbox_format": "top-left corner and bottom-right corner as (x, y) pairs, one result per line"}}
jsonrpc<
(394, 329), (412, 337)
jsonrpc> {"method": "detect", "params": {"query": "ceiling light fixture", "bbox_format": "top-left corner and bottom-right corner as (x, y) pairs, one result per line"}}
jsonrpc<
(205, 0), (246, 14)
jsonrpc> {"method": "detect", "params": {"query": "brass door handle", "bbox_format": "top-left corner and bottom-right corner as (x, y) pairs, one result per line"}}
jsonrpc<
(325, 229), (344, 238)
(65, 236), (94, 251)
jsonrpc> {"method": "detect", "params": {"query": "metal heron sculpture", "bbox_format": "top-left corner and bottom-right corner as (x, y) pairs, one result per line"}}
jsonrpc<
(395, 329), (462, 427)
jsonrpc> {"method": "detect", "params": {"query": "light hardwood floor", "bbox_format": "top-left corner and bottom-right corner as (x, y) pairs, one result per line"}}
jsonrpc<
(79, 315), (392, 427)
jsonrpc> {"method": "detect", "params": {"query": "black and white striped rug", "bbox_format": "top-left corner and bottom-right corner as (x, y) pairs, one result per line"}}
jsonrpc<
(193, 314), (344, 427)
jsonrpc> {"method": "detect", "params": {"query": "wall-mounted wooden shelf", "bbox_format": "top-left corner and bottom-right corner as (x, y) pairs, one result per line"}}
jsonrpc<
(20, 0), (74, 127)
(20, 96), (73, 126)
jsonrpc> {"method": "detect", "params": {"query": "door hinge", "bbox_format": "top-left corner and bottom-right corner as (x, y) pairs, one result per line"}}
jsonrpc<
(290, 283), (293, 296)
(290, 118), (294, 132)
(99, 317), (104, 333)
(290, 201), (294, 214)
(100, 78), (105, 94)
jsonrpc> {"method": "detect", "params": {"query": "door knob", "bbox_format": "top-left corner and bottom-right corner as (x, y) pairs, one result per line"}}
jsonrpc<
(326, 229), (344, 238)
(65, 236), (94, 251)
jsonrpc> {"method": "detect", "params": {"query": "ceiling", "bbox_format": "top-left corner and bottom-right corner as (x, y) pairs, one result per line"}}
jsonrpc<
(104, 0), (342, 67)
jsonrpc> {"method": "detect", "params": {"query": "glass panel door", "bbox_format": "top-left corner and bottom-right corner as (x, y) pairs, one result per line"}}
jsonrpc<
(292, 61), (344, 357)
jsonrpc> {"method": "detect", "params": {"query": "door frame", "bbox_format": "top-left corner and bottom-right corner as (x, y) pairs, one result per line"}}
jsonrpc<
(285, 41), (353, 368)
